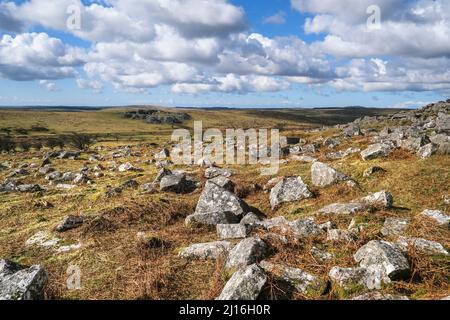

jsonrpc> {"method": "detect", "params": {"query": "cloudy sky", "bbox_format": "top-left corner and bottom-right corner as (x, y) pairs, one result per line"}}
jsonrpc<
(0, 0), (449, 108)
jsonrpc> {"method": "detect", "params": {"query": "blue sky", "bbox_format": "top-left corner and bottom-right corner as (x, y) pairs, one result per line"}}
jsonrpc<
(0, 0), (448, 108)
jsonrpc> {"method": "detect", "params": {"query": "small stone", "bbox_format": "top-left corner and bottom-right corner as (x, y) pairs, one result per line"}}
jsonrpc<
(55, 215), (84, 232)
(420, 209), (450, 227)
(179, 241), (233, 260)
(327, 229), (355, 243)
(360, 191), (393, 208)
(381, 218), (410, 237)
(217, 264), (267, 300)
(289, 219), (323, 238)
(205, 167), (236, 179)
(329, 267), (370, 290)
(318, 203), (365, 215)
(217, 224), (248, 240)
(311, 162), (348, 187)
(310, 246), (333, 262)
(396, 237), (448, 256)
(240, 212), (262, 225)
(361, 143), (394, 161)
(363, 166), (386, 177)
(417, 143), (438, 159)
(209, 176), (235, 192)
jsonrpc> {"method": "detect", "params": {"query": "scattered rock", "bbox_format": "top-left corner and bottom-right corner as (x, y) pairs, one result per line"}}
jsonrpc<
(217, 264), (267, 300)
(185, 211), (240, 227)
(361, 142), (395, 161)
(179, 241), (233, 260)
(327, 229), (355, 243)
(118, 163), (142, 172)
(396, 237), (448, 256)
(225, 237), (268, 270)
(380, 218), (410, 237)
(310, 246), (333, 262)
(240, 212), (263, 225)
(329, 267), (370, 291)
(217, 224), (248, 240)
(311, 162), (348, 187)
(420, 209), (450, 227)
(205, 167), (236, 179)
(289, 218), (323, 238)
(318, 203), (365, 215)
(270, 177), (313, 209)
(354, 240), (410, 282)
(208, 176), (235, 192)
(417, 143), (438, 159)
(363, 166), (386, 177)
(55, 215), (84, 232)
(16, 184), (43, 193)
(0, 260), (48, 300)
(352, 292), (409, 300)
(160, 173), (196, 194)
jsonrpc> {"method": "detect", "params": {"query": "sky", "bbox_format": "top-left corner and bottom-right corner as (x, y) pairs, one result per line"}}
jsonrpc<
(0, 0), (449, 108)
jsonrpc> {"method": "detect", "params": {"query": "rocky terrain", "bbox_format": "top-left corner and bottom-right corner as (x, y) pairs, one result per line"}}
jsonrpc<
(0, 100), (449, 300)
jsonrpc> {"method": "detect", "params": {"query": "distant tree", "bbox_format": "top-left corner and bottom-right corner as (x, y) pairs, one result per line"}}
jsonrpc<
(45, 138), (65, 150)
(66, 133), (95, 150)
(32, 141), (43, 151)
(0, 136), (16, 152)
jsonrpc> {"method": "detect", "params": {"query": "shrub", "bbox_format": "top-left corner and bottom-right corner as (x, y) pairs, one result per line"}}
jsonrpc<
(65, 133), (95, 150)
(0, 136), (16, 152)
(19, 140), (32, 152)
(32, 141), (43, 151)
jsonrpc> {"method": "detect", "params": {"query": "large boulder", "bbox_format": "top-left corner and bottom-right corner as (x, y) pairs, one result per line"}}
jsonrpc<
(189, 182), (250, 225)
(361, 143), (395, 160)
(311, 162), (348, 187)
(354, 240), (410, 281)
(217, 264), (267, 300)
(225, 237), (268, 270)
(0, 260), (48, 300)
(269, 177), (313, 209)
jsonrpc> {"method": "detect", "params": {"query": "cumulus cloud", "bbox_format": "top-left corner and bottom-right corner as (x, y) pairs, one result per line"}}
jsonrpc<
(39, 80), (59, 92)
(0, 32), (85, 81)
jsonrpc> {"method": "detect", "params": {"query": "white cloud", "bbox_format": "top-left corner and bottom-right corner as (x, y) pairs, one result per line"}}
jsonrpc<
(263, 11), (286, 25)
(76, 78), (103, 93)
(39, 80), (59, 91)
(0, 33), (85, 81)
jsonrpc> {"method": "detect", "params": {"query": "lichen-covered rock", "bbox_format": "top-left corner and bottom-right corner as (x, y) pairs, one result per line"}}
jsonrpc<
(421, 209), (450, 227)
(194, 182), (250, 218)
(159, 173), (196, 194)
(398, 136), (430, 151)
(289, 218), (323, 238)
(396, 237), (448, 256)
(185, 211), (240, 227)
(360, 191), (393, 208)
(225, 237), (268, 270)
(55, 215), (84, 232)
(240, 212), (262, 225)
(118, 163), (142, 172)
(327, 229), (355, 243)
(260, 261), (326, 295)
(217, 224), (248, 240)
(380, 218), (410, 237)
(329, 267), (370, 290)
(179, 241), (233, 260)
(208, 176), (235, 192)
(417, 143), (438, 159)
(311, 162), (348, 187)
(16, 184), (44, 193)
(0, 260), (48, 300)
(269, 177), (313, 209)
(318, 203), (365, 215)
(361, 143), (395, 160)
(354, 240), (410, 281)
(217, 264), (267, 300)
(310, 246), (333, 262)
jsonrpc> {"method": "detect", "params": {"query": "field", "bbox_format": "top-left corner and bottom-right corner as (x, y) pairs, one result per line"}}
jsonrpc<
(0, 106), (449, 300)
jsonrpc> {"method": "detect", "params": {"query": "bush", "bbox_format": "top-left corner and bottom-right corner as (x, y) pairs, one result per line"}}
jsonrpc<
(45, 137), (65, 150)
(0, 136), (16, 152)
(65, 133), (95, 150)
(32, 141), (43, 151)
(19, 140), (32, 152)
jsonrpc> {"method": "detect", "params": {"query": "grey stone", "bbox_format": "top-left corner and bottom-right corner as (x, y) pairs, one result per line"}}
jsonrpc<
(360, 191), (393, 208)
(55, 215), (84, 232)
(185, 211), (240, 227)
(225, 237), (268, 270)
(311, 162), (348, 187)
(398, 136), (430, 151)
(363, 166), (386, 177)
(310, 246), (333, 262)
(194, 182), (250, 218)
(217, 224), (248, 240)
(260, 261), (326, 295)
(240, 212), (262, 225)
(270, 177), (313, 209)
(0, 260), (48, 300)
(118, 162), (142, 172)
(205, 167), (236, 179)
(217, 264), (267, 300)
(381, 218), (410, 237)
(421, 209), (450, 227)
(179, 241), (233, 260)
(354, 240), (410, 281)
(318, 203), (365, 215)
(160, 173), (194, 194)
(396, 237), (448, 256)
(290, 155), (317, 163)
(417, 143), (438, 159)
(327, 229), (355, 243)
(16, 184), (43, 193)
(208, 176), (235, 192)
(289, 219), (323, 238)
(361, 143), (395, 160)
(329, 267), (370, 290)
(154, 168), (172, 183)
(323, 137), (341, 149)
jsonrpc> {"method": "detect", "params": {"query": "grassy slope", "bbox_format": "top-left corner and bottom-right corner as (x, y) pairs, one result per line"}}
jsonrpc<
(0, 107), (448, 300)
